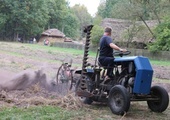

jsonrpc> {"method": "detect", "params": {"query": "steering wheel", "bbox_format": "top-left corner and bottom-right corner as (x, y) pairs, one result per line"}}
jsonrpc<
(113, 51), (131, 57)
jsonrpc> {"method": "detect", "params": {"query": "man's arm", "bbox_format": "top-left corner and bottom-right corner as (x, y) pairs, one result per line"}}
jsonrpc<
(109, 43), (126, 52)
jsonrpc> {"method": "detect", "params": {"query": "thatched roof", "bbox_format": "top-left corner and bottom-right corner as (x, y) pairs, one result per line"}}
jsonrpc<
(41, 29), (65, 37)
(101, 18), (158, 43)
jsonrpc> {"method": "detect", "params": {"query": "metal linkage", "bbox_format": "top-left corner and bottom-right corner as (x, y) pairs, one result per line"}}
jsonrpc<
(76, 25), (93, 97)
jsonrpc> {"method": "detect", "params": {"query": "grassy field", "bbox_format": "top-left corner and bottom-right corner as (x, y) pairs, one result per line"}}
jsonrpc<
(26, 43), (170, 66)
(0, 42), (170, 120)
(150, 59), (170, 66)
(0, 106), (73, 120)
(0, 102), (169, 120)
(1, 42), (169, 66)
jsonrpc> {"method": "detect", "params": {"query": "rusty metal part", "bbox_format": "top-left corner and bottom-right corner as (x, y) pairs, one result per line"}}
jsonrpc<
(76, 90), (93, 97)
(75, 25), (93, 97)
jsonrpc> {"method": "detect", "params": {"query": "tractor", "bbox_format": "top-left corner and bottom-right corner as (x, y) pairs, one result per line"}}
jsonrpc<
(75, 25), (169, 115)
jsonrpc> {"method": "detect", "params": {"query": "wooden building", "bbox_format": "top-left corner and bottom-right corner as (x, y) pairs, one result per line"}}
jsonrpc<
(39, 29), (65, 44)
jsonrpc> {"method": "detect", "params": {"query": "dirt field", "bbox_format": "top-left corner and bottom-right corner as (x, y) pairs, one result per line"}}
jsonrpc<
(0, 42), (170, 119)
(0, 42), (74, 107)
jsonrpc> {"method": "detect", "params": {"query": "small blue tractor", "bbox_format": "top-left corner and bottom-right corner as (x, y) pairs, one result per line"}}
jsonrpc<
(75, 25), (169, 115)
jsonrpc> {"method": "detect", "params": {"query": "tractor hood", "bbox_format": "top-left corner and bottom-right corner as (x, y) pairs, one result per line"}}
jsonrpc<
(115, 56), (153, 94)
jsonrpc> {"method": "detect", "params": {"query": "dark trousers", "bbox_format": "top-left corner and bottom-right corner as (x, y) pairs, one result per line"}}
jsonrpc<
(98, 57), (115, 77)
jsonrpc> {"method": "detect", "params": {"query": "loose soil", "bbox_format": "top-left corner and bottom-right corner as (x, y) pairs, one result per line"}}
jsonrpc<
(0, 42), (170, 119)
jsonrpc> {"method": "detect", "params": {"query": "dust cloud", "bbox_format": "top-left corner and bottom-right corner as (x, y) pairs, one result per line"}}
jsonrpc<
(0, 69), (69, 95)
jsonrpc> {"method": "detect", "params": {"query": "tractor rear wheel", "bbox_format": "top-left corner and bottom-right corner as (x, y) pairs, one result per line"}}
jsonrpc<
(147, 86), (169, 112)
(108, 85), (130, 115)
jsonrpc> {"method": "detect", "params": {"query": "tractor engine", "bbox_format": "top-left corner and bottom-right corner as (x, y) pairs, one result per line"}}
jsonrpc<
(119, 76), (135, 93)
(119, 62), (136, 93)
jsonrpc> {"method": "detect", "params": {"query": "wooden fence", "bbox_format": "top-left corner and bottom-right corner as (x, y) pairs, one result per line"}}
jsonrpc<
(53, 42), (170, 61)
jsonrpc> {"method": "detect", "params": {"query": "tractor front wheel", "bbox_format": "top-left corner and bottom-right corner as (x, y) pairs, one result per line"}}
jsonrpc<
(108, 85), (130, 115)
(147, 86), (169, 112)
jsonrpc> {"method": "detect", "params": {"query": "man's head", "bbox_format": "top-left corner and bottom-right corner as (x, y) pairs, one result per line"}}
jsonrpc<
(104, 27), (112, 36)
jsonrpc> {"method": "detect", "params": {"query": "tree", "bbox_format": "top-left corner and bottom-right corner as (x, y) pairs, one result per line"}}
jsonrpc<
(47, 0), (67, 29)
(0, 0), (80, 41)
(71, 4), (92, 39)
(123, 0), (170, 38)
(91, 25), (103, 46)
(97, 0), (170, 22)
(149, 17), (170, 52)
(0, 13), (7, 38)
(97, 0), (119, 18)
(91, 16), (103, 46)
(63, 12), (79, 39)
(46, 0), (79, 38)
(0, 3), (7, 28)
(96, 0), (170, 49)
(97, 0), (106, 18)
(0, 0), (49, 41)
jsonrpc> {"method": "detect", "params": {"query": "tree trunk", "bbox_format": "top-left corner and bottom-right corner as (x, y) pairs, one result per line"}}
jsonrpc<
(139, 16), (155, 38)
(14, 22), (19, 41)
(153, 10), (161, 24)
(13, 31), (19, 41)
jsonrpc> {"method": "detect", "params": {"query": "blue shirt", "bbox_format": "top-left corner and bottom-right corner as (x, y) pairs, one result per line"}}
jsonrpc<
(99, 35), (113, 57)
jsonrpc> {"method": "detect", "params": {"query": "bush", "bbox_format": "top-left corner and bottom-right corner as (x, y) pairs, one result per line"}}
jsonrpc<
(91, 25), (103, 46)
(123, 24), (152, 48)
(149, 18), (170, 52)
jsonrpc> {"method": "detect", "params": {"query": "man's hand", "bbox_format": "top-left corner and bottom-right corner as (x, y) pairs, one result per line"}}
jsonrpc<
(119, 48), (127, 52)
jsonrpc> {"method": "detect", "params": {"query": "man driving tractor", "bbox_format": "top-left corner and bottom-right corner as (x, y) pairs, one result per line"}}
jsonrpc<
(75, 25), (169, 115)
(98, 27), (127, 81)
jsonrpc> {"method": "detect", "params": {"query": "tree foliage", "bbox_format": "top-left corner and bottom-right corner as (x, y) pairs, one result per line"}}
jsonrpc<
(46, 0), (80, 39)
(97, 0), (170, 21)
(47, 0), (67, 29)
(91, 16), (103, 46)
(149, 18), (170, 52)
(97, 0), (119, 18)
(63, 12), (79, 39)
(0, 0), (85, 41)
(0, 0), (49, 40)
(91, 25), (103, 46)
(71, 4), (92, 39)
(96, 0), (170, 49)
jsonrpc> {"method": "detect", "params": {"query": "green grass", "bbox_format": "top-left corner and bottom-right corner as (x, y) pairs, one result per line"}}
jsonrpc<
(0, 104), (169, 120)
(152, 77), (170, 83)
(1, 42), (170, 68)
(25, 43), (96, 57)
(25, 44), (84, 56)
(0, 105), (114, 120)
(0, 47), (61, 64)
(0, 106), (77, 120)
(2, 42), (170, 66)
(25, 44), (170, 63)
(150, 59), (170, 66)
